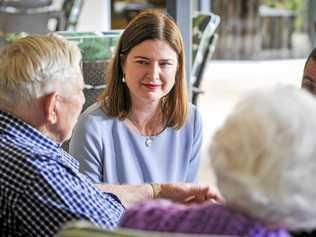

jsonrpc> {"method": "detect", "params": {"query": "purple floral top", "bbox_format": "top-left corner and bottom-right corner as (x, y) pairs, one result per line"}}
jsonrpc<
(120, 200), (291, 237)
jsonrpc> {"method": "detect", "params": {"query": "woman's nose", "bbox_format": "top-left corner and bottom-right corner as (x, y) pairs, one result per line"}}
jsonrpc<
(147, 63), (161, 80)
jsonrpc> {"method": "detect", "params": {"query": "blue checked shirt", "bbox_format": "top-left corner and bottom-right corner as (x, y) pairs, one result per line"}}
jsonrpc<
(0, 110), (124, 237)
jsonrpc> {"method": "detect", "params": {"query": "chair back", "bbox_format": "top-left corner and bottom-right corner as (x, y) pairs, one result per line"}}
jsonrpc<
(0, 6), (64, 34)
(0, 0), (52, 8)
(191, 12), (220, 105)
(59, 0), (84, 31)
(58, 31), (121, 151)
(57, 31), (121, 111)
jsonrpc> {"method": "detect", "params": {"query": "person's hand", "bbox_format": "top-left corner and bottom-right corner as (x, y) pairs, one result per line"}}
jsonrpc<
(158, 183), (224, 204)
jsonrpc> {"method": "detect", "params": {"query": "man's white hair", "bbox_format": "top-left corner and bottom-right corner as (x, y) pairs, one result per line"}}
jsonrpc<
(0, 35), (82, 106)
(211, 86), (316, 231)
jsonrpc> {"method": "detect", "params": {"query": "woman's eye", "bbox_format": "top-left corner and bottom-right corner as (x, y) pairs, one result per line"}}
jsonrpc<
(160, 62), (173, 67)
(136, 60), (148, 65)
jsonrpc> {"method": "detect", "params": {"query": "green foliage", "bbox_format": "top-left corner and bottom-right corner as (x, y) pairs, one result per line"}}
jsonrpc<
(263, 0), (304, 10)
(56, 31), (121, 61)
(263, 0), (307, 30)
(2, 32), (28, 43)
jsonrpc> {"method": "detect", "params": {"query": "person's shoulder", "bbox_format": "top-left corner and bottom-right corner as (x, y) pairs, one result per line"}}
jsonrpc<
(80, 103), (109, 120)
(188, 103), (202, 119)
(0, 141), (58, 189)
(77, 103), (115, 127)
(183, 103), (202, 129)
(73, 103), (122, 138)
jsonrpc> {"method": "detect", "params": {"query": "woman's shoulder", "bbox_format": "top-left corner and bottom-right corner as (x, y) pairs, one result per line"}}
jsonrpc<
(188, 103), (202, 119)
(181, 103), (202, 129)
(79, 103), (114, 123)
(75, 103), (117, 131)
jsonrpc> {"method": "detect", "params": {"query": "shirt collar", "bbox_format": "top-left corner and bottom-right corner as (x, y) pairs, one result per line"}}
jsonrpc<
(0, 110), (80, 170)
(0, 110), (60, 149)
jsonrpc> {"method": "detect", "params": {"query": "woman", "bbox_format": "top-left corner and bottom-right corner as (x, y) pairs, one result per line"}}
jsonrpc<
(69, 10), (203, 184)
(301, 48), (316, 95)
(120, 86), (316, 236)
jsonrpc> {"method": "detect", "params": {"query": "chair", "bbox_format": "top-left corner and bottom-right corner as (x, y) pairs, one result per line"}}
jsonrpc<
(60, 31), (121, 111)
(0, 0), (52, 8)
(57, 220), (222, 237)
(0, 6), (64, 34)
(191, 12), (220, 105)
(59, 0), (84, 31)
(0, 0), (65, 34)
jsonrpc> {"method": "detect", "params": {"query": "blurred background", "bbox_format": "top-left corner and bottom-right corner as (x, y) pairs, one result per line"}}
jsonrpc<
(1, 0), (314, 58)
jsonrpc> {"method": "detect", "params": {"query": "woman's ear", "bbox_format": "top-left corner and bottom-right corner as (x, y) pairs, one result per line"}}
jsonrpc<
(43, 92), (58, 124)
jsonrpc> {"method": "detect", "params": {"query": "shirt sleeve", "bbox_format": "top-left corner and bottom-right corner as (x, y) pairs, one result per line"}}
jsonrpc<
(185, 106), (203, 182)
(15, 158), (123, 237)
(69, 114), (104, 183)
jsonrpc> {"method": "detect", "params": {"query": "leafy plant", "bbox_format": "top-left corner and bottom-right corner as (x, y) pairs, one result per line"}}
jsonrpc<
(263, 0), (304, 10)
(1, 32), (28, 43)
(263, 0), (307, 29)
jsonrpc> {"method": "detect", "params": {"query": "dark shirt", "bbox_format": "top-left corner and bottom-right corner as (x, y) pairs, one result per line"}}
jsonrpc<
(0, 110), (124, 237)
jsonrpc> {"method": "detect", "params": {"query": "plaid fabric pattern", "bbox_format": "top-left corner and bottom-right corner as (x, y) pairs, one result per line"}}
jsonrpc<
(0, 110), (124, 237)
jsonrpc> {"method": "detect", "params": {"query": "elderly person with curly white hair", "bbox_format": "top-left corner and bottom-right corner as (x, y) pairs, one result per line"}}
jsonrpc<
(120, 85), (316, 236)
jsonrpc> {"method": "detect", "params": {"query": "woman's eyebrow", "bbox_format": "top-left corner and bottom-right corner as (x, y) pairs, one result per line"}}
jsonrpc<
(133, 56), (176, 62)
(133, 56), (149, 60)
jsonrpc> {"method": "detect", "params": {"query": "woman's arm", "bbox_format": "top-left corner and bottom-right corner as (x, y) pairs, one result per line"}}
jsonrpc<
(96, 182), (222, 208)
(185, 106), (203, 182)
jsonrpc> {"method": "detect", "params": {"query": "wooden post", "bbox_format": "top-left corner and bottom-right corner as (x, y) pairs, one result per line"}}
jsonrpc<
(212, 0), (261, 59)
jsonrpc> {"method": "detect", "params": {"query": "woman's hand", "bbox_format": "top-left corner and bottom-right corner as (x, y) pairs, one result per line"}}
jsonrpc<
(159, 183), (224, 204)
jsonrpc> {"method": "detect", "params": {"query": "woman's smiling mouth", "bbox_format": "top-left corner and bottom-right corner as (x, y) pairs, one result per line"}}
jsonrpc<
(142, 83), (161, 90)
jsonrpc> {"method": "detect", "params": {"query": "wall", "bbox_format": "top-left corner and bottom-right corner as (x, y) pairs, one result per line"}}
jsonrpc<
(77, 0), (111, 31)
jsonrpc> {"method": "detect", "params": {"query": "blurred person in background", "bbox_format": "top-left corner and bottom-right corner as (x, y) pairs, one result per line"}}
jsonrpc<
(301, 48), (316, 95)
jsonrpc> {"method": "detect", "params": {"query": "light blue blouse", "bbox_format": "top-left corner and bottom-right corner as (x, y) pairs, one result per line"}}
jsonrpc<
(69, 103), (203, 184)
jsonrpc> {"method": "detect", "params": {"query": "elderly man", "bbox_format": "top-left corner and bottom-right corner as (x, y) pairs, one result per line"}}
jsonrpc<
(0, 35), (218, 237)
(301, 48), (316, 95)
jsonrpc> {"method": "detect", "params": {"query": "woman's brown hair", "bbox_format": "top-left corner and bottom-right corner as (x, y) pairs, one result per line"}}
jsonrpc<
(98, 9), (188, 129)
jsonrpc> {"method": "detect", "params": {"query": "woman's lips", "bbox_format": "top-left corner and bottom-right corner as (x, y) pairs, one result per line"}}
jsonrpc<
(143, 83), (161, 90)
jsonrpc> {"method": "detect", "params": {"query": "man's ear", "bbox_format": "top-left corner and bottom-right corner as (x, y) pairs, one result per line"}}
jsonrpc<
(43, 92), (58, 124)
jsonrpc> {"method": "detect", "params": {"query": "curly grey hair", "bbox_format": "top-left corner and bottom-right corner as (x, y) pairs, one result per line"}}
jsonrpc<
(211, 85), (316, 231)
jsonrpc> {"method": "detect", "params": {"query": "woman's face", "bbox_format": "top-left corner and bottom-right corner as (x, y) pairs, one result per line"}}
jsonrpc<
(122, 39), (178, 104)
(302, 59), (316, 96)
